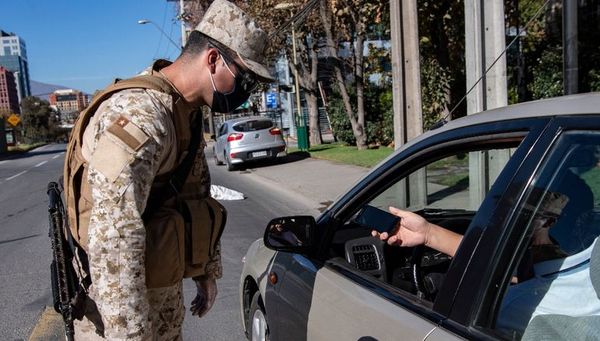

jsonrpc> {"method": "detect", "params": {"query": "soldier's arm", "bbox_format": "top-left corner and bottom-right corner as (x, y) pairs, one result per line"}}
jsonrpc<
(204, 242), (223, 279)
(86, 89), (171, 340)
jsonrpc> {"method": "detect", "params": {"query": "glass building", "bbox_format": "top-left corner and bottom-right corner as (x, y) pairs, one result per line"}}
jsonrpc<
(0, 30), (30, 101)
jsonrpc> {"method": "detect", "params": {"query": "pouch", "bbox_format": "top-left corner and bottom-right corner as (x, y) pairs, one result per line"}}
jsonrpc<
(181, 197), (227, 278)
(145, 207), (185, 288)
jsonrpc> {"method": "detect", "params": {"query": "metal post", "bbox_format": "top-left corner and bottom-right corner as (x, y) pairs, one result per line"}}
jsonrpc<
(291, 21), (302, 128)
(180, 0), (187, 47)
(390, 0), (405, 151)
(465, 0), (508, 210)
(564, 0), (578, 95)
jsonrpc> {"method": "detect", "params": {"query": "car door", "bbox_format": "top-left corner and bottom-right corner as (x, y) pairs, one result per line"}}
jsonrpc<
(215, 122), (228, 161)
(265, 118), (549, 340)
(438, 115), (600, 340)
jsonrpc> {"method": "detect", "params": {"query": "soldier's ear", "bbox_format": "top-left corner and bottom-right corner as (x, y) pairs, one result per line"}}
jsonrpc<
(206, 48), (219, 74)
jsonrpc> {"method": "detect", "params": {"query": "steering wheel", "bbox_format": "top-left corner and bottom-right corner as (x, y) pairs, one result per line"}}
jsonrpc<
(410, 245), (431, 300)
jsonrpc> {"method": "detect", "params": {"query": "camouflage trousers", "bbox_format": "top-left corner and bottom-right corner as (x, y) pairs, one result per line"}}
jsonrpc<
(73, 281), (184, 340)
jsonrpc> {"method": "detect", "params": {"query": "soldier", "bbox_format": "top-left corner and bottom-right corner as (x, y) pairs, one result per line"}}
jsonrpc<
(63, 0), (274, 339)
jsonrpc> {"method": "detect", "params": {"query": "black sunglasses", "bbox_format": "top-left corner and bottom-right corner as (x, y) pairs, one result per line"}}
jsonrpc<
(217, 49), (260, 94)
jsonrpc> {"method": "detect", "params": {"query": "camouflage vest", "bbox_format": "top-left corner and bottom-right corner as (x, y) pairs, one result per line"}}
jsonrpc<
(63, 72), (226, 289)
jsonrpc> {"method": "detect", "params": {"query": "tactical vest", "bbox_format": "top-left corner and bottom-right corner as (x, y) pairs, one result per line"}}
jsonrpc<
(63, 73), (226, 289)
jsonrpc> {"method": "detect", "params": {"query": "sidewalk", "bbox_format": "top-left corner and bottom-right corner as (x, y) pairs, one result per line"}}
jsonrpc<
(239, 152), (371, 214)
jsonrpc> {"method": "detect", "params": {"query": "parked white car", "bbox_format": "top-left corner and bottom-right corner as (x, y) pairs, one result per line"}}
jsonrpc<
(213, 117), (287, 171)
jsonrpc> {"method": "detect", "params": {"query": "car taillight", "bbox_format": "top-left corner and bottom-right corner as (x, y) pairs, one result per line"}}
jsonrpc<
(227, 133), (244, 142)
(269, 127), (282, 135)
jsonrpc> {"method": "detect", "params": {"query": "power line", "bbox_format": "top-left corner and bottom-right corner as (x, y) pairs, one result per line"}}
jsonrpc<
(271, 0), (320, 38)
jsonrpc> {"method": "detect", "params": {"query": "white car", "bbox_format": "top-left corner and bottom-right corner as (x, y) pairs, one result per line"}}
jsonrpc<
(213, 117), (287, 171)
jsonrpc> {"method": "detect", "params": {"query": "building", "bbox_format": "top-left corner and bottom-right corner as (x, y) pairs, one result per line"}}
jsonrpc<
(0, 30), (31, 101)
(49, 89), (89, 114)
(0, 66), (20, 115)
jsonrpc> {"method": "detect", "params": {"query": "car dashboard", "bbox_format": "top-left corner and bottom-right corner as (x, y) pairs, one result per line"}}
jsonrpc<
(330, 206), (474, 301)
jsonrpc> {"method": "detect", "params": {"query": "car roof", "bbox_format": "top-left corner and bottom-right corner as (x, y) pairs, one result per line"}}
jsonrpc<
(404, 92), (600, 150)
(223, 116), (272, 125)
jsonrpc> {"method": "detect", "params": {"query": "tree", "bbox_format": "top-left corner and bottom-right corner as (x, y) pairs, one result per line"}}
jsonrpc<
(20, 96), (58, 143)
(319, 0), (386, 150)
(179, 0), (325, 146)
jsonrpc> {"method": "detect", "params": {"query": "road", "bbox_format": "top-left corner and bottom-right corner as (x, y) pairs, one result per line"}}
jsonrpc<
(0, 144), (314, 340)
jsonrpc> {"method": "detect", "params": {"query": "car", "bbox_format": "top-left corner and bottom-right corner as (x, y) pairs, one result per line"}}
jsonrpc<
(213, 116), (287, 171)
(239, 93), (600, 341)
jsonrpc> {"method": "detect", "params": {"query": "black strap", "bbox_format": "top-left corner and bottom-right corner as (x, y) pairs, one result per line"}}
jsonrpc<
(142, 113), (203, 220)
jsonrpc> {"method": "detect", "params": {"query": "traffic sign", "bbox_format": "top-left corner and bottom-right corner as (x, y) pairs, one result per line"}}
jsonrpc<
(6, 114), (20, 127)
(266, 93), (277, 109)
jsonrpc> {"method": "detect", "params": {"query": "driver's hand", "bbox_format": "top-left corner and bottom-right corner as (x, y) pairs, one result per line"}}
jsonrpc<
(191, 277), (218, 318)
(371, 206), (431, 248)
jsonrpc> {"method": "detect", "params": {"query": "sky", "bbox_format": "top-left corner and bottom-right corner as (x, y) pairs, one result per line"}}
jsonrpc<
(0, 0), (183, 94)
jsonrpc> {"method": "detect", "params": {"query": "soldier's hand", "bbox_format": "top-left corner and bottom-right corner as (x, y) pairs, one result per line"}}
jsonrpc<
(191, 277), (218, 318)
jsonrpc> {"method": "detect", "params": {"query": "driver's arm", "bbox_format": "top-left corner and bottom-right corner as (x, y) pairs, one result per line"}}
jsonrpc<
(371, 206), (463, 257)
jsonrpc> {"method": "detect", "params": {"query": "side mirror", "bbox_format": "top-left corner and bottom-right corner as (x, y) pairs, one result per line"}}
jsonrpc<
(264, 216), (316, 252)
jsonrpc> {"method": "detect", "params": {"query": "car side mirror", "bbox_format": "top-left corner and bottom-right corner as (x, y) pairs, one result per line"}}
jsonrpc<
(264, 216), (315, 252)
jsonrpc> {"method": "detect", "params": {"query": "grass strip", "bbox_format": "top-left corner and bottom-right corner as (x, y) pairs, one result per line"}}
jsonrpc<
(289, 142), (394, 168)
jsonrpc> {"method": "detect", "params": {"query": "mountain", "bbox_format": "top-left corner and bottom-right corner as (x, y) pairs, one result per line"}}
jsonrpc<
(30, 80), (70, 101)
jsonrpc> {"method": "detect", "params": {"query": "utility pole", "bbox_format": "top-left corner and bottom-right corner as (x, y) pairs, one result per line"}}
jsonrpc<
(563, 0), (578, 95)
(179, 0), (187, 47)
(390, 0), (425, 208)
(465, 0), (508, 209)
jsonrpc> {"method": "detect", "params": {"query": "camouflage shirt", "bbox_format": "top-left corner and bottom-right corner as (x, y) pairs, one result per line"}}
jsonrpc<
(81, 87), (220, 339)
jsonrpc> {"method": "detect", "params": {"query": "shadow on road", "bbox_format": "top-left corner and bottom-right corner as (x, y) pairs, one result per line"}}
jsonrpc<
(0, 148), (66, 161)
(237, 151), (311, 172)
(0, 234), (42, 245)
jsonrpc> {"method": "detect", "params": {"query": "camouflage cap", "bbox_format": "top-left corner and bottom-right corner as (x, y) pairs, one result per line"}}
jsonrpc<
(195, 0), (274, 82)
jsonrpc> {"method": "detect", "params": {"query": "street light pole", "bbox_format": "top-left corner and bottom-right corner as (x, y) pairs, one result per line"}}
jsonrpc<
(137, 19), (181, 50)
(275, 2), (306, 147)
(290, 17), (302, 129)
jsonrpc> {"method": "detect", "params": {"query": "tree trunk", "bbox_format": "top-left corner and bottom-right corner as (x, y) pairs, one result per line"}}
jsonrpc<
(354, 30), (367, 149)
(307, 34), (322, 145)
(306, 91), (322, 145)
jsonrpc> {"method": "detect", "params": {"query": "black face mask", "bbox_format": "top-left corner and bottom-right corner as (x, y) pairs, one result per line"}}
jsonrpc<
(208, 58), (253, 113)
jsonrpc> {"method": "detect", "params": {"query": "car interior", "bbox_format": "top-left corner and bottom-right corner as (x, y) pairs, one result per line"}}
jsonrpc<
(319, 146), (499, 303)
(329, 206), (473, 302)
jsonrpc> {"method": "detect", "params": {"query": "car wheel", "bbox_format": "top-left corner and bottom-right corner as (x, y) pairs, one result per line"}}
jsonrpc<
(214, 147), (223, 165)
(248, 292), (269, 341)
(226, 154), (236, 171)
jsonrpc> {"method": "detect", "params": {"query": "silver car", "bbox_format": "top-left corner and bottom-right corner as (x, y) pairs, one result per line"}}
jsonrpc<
(239, 94), (600, 340)
(213, 117), (287, 171)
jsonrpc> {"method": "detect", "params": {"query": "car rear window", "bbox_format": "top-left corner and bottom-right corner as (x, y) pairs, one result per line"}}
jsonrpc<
(232, 120), (273, 132)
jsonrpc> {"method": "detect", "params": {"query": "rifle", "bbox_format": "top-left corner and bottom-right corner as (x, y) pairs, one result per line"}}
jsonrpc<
(47, 181), (79, 341)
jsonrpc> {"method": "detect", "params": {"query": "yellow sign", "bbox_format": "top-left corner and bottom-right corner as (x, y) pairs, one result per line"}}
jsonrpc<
(6, 114), (20, 127)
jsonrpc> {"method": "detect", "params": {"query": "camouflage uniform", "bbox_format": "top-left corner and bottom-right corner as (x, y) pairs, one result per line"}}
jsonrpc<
(74, 85), (221, 340)
(69, 0), (276, 338)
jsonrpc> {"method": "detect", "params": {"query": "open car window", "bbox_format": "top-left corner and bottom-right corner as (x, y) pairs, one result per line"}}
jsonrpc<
(328, 143), (521, 306)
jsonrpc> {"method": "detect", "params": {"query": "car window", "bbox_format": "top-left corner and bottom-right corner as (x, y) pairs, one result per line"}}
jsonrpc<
(219, 123), (227, 136)
(329, 144), (520, 305)
(485, 131), (600, 340)
(233, 119), (273, 132)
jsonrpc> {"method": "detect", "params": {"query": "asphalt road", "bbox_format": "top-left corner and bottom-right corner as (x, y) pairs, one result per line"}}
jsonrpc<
(0, 144), (312, 340)
(0, 144), (67, 340)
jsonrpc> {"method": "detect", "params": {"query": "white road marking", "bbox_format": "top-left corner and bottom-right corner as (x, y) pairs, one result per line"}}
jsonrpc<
(52, 154), (62, 159)
(6, 170), (27, 181)
(34, 161), (48, 168)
